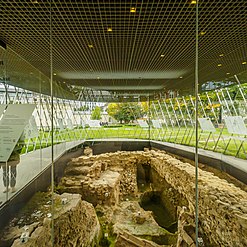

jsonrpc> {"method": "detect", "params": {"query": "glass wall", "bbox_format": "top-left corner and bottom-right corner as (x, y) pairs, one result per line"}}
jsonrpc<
(0, 1), (246, 246)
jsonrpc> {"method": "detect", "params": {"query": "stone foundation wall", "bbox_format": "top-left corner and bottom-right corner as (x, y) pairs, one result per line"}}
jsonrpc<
(148, 150), (247, 246)
(11, 193), (100, 247)
(60, 150), (247, 246)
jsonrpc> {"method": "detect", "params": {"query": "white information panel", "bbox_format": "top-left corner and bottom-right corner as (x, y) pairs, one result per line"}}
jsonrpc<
(81, 120), (86, 128)
(67, 109), (73, 119)
(152, 119), (162, 129)
(198, 118), (216, 132)
(225, 116), (247, 135)
(57, 118), (64, 130)
(74, 114), (81, 126)
(137, 120), (149, 128)
(67, 119), (73, 129)
(88, 120), (101, 128)
(0, 104), (35, 162)
(22, 115), (39, 139)
(0, 104), (7, 117)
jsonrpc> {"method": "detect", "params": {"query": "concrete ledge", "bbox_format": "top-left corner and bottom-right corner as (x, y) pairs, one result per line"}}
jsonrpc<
(84, 139), (150, 154)
(150, 141), (247, 185)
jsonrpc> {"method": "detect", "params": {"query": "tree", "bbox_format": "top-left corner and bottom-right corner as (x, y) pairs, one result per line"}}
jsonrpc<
(91, 106), (102, 120)
(107, 102), (144, 124)
(107, 103), (118, 117)
(141, 101), (149, 115)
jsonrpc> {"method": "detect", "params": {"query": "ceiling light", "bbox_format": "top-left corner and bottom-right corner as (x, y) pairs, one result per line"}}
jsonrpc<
(219, 54), (224, 57)
(200, 31), (206, 36)
(53, 73), (57, 75)
(130, 7), (136, 13)
(107, 27), (112, 32)
(191, 0), (197, 4)
(226, 72), (230, 75)
(97, 76), (100, 79)
(179, 76), (183, 79)
(242, 61), (247, 65)
(217, 64), (222, 67)
(160, 54), (165, 57)
(88, 44), (93, 48)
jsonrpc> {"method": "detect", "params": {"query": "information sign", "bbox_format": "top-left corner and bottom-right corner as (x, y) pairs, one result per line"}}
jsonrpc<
(225, 116), (247, 135)
(81, 120), (86, 128)
(88, 120), (101, 128)
(67, 119), (73, 129)
(0, 104), (35, 162)
(137, 120), (149, 128)
(198, 118), (216, 132)
(152, 119), (162, 129)
(57, 118), (64, 130)
(0, 104), (7, 117)
(22, 115), (39, 139)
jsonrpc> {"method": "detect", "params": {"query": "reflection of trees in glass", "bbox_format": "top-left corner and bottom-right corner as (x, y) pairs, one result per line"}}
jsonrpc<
(107, 102), (144, 124)
(91, 106), (102, 120)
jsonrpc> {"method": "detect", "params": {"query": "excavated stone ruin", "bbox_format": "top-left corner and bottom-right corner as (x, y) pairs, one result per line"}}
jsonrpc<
(58, 148), (247, 246)
(1, 148), (247, 247)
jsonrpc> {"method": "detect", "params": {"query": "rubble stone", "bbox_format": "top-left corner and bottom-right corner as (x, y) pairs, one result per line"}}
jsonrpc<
(11, 193), (100, 247)
(60, 150), (247, 246)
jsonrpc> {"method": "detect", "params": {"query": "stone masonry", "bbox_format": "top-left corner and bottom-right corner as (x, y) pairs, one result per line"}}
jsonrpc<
(11, 193), (100, 247)
(60, 149), (247, 246)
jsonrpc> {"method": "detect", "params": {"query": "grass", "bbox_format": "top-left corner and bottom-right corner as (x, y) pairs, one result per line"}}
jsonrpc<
(21, 125), (247, 160)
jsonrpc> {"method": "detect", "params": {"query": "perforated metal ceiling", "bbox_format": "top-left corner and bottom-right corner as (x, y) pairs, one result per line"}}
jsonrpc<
(0, 0), (246, 96)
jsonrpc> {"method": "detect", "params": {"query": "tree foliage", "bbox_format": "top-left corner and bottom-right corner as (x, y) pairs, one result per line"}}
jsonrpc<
(107, 103), (118, 117)
(91, 106), (102, 120)
(107, 102), (144, 123)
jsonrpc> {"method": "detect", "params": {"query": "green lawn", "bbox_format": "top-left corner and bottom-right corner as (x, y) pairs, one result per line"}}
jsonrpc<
(21, 125), (247, 160)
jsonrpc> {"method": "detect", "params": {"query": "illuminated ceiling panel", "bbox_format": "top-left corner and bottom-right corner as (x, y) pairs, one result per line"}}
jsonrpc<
(0, 0), (246, 96)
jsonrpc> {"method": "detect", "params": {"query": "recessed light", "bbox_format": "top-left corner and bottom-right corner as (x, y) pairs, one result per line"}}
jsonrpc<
(200, 31), (206, 35)
(161, 54), (165, 57)
(53, 73), (57, 75)
(242, 61), (247, 65)
(107, 27), (112, 32)
(88, 44), (93, 48)
(191, 0), (197, 4)
(219, 54), (224, 57)
(130, 7), (136, 13)
(217, 64), (222, 67)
